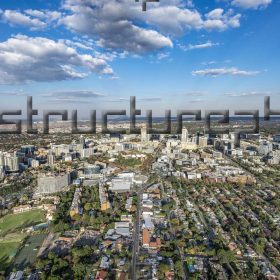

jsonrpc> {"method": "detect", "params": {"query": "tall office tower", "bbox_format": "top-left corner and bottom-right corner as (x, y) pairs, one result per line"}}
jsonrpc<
(51, 144), (70, 157)
(0, 166), (5, 179)
(79, 135), (86, 148)
(259, 141), (273, 156)
(229, 132), (236, 147)
(0, 152), (4, 166)
(20, 145), (35, 155)
(181, 128), (189, 143)
(4, 154), (19, 172)
(0, 166), (4, 179)
(47, 153), (55, 166)
(80, 148), (95, 158)
(141, 127), (150, 142)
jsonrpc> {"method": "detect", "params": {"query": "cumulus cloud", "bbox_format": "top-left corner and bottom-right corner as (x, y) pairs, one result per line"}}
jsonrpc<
(24, 9), (61, 21)
(139, 4), (240, 34)
(1, 10), (47, 30)
(192, 67), (260, 77)
(204, 8), (241, 30)
(59, 0), (173, 53)
(144, 6), (204, 34)
(61, 39), (94, 51)
(0, 9), (61, 30)
(232, 0), (272, 9)
(0, 35), (113, 84)
(180, 41), (219, 51)
(0, 1), (242, 54)
(97, 23), (173, 53)
(58, 0), (240, 53)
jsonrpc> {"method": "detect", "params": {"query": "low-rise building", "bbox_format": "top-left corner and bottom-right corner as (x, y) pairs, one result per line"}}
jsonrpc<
(99, 183), (110, 211)
(37, 173), (70, 194)
(13, 205), (32, 214)
(70, 188), (82, 218)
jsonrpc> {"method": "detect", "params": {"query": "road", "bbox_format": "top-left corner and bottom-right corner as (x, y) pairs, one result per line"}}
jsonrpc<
(130, 185), (142, 280)
(130, 138), (166, 279)
(130, 182), (158, 279)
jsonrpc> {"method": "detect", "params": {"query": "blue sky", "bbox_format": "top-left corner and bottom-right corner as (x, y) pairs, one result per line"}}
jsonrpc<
(0, 0), (279, 117)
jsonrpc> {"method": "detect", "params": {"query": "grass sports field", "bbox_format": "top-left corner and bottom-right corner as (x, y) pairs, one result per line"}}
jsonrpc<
(0, 209), (46, 236)
(0, 209), (46, 271)
(0, 233), (26, 271)
(13, 234), (47, 270)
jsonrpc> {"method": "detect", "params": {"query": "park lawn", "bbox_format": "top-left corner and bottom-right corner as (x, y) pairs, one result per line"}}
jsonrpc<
(0, 209), (46, 237)
(13, 234), (47, 270)
(0, 233), (26, 271)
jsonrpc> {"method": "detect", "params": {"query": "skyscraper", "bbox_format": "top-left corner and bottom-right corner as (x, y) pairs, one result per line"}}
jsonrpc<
(141, 127), (150, 142)
(0, 166), (4, 179)
(181, 128), (189, 143)
(0, 152), (4, 166)
(0, 152), (19, 172)
(79, 135), (85, 148)
(47, 153), (55, 166)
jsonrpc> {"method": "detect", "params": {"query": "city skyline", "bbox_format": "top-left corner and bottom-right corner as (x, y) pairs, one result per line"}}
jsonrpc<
(0, 0), (280, 116)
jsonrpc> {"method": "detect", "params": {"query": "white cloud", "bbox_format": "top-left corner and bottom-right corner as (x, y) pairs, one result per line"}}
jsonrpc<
(144, 6), (204, 34)
(59, 0), (240, 53)
(204, 8), (241, 30)
(60, 39), (94, 50)
(0, 1), (242, 54)
(186, 0), (195, 8)
(224, 91), (271, 97)
(1, 10), (47, 30)
(0, 90), (26, 96)
(157, 52), (170, 60)
(59, 0), (173, 53)
(96, 23), (173, 53)
(232, 0), (272, 9)
(42, 90), (105, 101)
(185, 91), (207, 96)
(0, 9), (61, 30)
(192, 67), (260, 77)
(0, 35), (113, 84)
(24, 9), (61, 21)
(105, 97), (162, 102)
(180, 41), (219, 51)
(201, 60), (217, 65)
(143, 6), (241, 33)
(206, 8), (225, 20)
(190, 98), (205, 103)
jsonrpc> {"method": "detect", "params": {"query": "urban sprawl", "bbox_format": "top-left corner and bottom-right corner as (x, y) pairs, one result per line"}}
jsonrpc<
(0, 120), (280, 280)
